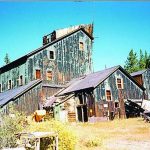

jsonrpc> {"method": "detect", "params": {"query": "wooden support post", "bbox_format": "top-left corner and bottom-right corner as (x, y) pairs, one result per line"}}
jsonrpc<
(55, 134), (59, 150)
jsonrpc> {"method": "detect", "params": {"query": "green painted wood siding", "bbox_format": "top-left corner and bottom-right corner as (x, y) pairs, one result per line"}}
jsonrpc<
(0, 30), (92, 92)
(0, 63), (28, 92)
(94, 69), (144, 102)
(27, 30), (93, 84)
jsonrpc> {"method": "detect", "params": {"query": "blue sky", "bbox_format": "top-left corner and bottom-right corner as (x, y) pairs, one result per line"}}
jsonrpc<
(0, 2), (150, 71)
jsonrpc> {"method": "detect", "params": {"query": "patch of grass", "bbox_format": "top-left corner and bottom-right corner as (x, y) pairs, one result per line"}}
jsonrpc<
(71, 118), (150, 150)
(84, 136), (103, 148)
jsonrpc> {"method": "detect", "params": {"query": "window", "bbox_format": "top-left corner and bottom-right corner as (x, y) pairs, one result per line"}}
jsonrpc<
(106, 90), (111, 100)
(36, 70), (41, 79)
(49, 51), (54, 59)
(115, 102), (119, 108)
(117, 78), (123, 89)
(79, 42), (84, 51)
(0, 84), (1, 92)
(47, 70), (52, 80)
(8, 80), (12, 90)
(19, 75), (23, 86)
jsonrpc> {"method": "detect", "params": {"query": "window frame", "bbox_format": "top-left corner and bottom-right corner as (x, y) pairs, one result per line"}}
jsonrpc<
(106, 90), (112, 101)
(8, 80), (12, 90)
(19, 75), (23, 86)
(116, 78), (123, 89)
(79, 41), (84, 51)
(35, 69), (41, 79)
(0, 83), (2, 93)
(48, 50), (55, 60)
(46, 70), (53, 81)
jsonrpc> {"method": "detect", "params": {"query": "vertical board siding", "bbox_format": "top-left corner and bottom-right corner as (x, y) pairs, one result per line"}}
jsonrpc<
(94, 69), (144, 117)
(142, 69), (150, 99)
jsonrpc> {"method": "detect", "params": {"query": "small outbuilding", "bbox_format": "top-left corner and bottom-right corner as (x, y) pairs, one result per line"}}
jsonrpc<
(50, 66), (145, 122)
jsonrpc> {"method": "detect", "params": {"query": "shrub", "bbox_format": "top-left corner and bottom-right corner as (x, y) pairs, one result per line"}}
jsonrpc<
(0, 108), (26, 149)
(85, 136), (102, 148)
(26, 119), (77, 150)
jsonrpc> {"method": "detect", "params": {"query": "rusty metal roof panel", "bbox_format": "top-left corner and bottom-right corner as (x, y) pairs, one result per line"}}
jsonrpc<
(58, 66), (119, 95)
(0, 79), (42, 107)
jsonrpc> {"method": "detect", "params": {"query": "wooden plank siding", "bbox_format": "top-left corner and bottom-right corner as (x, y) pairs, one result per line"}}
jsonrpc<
(0, 26), (93, 114)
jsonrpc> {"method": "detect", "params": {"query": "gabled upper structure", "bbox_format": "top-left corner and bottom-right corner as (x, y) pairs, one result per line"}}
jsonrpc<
(0, 24), (94, 113)
(131, 68), (150, 99)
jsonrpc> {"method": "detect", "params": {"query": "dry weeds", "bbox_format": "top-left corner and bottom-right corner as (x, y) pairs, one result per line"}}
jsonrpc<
(70, 118), (150, 150)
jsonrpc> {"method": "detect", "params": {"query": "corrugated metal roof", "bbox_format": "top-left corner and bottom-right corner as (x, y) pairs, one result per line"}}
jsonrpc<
(42, 83), (66, 88)
(0, 79), (42, 107)
(130, 69), (147, 77)
(57, 66), (119, 96)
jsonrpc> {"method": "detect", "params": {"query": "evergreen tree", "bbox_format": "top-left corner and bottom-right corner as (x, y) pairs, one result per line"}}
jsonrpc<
(146, 55), (150, 69)
(124, 49), (139, 73)
(4, 53), (10, 64)
(138, 49), (145, 70)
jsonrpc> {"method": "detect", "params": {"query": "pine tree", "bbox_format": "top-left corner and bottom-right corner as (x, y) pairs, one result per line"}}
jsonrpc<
(124, 49), (139, 73)
(138, 49), (145, 70)
(4, 53), (10, 64)
(146, 55), (150, 69)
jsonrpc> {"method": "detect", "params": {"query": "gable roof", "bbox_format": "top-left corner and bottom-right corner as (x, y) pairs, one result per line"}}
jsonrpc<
(56, 66), (145, 96)
(130, 69), (147, 77)
(0, 79), (42, 108)
(0, 27), (93, 74)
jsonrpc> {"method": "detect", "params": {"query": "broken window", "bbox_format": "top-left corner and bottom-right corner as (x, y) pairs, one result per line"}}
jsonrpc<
(19, 75), (23, 86)
(0, 84), (1, 92)
(36, 69), (41, 79)
(117, 78), (123, 89)
(106, 90), (111, 100)
(49, 51), (54, 60)
(115, 102), (119, 108)
(47, 70), (52, 80)
(79, 42), (84, 51)
(8, 80), (12, 90)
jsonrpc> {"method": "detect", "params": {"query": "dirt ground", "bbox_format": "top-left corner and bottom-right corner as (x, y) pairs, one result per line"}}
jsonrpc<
(70, 118), (150, 150)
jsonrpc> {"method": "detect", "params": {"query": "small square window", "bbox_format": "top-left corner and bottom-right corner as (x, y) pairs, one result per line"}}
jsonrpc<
(49, 51), (54, 59)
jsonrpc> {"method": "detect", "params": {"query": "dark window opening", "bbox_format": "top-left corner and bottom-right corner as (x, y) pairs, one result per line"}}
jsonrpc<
(8, 80), (12, 90)
(115, 102), (119, 108)
(106, 90), (111, 100)
(49, 51), (54, 59)
(36, 70), (41, 79)
(20, 75), (23, 86)
(0, 84), (2, 93)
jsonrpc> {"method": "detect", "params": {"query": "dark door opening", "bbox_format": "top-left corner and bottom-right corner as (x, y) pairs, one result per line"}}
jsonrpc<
(77, 105), (88, 122)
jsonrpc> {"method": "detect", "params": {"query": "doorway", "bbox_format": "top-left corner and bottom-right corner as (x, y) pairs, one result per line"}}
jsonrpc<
(77, 105), (88, 122)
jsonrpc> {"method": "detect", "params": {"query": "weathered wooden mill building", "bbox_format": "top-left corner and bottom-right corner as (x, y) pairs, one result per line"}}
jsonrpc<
(0, 24), (94, 114)
(45, 65), (146, 122)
